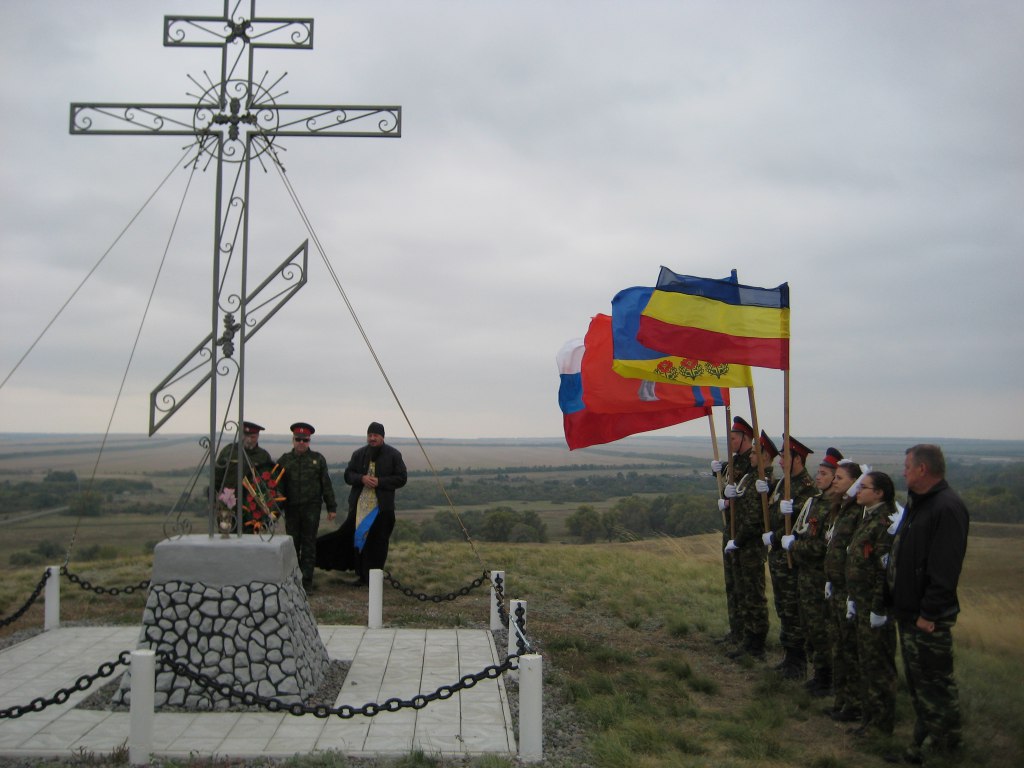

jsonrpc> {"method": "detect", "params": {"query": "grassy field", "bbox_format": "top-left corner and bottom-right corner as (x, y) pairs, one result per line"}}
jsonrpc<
(1, 523), (1021, 768)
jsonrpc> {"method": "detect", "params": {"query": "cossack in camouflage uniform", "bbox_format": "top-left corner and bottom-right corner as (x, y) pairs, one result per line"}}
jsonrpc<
(788, 445), (843, 696)
(277, 422), (337, 591)
(765, 434), (817, 680)
(214, 421), (273, 491)
(724, 455), (771, 661)
(790, 496), (835, 693)
(718, 449), (751, 644)
(845, 494), (898, 735)
(823, 473), (863, 721)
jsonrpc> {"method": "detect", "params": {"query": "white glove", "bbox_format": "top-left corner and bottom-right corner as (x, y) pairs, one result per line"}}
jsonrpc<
(870, 612), (888, 629)
(711, 459), (723, 474)
(761, 531), (774, 548)
(824, 581), (833, 599)
(846, 598), (857, 620)
(781, 534), (795, 551)
(780, 499), (794, 515)
(717, 499), (728, 512)
(724, 484), (738, 499)
(724, 539), (738, 553)
(755, 479), (770, 494)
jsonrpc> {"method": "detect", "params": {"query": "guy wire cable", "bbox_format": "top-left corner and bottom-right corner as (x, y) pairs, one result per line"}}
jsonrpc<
(260, 137), (486, 568)
(1, 144), (200, 392)
(66, 145), (203, 560)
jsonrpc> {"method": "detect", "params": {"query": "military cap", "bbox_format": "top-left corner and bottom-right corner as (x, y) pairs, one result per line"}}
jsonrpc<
(731, 416), (754, 438)
(290, 422), (315, 436)
(242, 421), (264, 435)
(367, 421), (385, 437)
(820, 447), (843, 469)
(783, 434), (813, 461)
(759, 430), (780, 461)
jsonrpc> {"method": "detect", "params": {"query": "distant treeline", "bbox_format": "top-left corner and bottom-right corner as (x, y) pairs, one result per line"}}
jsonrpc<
(4, 460), (1023, 528)
(0, 471), (155, 515)
(380, 468), (706, 508)
(394, 489), (723, 545)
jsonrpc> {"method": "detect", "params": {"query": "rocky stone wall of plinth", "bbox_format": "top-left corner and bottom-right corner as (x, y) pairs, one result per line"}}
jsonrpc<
(113, 535), (329, 710)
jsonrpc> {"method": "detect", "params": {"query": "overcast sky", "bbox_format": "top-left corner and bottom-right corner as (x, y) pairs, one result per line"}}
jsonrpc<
(1, 0), (1022, 446)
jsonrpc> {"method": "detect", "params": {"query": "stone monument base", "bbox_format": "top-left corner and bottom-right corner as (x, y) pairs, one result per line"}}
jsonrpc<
(113, 534), (329, 710)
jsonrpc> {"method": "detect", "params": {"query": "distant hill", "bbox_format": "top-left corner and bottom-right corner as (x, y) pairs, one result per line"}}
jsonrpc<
(1, 432), (1020, 477)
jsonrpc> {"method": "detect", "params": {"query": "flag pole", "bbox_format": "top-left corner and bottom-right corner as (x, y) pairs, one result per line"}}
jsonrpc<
(747, 385), (770, 532)
(708, 411), (724, 498)
(724, 404), (735, 541)
(783, 369), (793, 568)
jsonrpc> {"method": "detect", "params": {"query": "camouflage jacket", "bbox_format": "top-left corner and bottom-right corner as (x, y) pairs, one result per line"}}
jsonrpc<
(788, 491), (833, 567)
(823, 496), (862, 589)
(276, 449), (337, 513)
(767, 468), (817, 547)
(729, 462), (772, 548)
(718, 449), (752, 535)
(214, 443), (273, 491)
(845, 502), (896, 615)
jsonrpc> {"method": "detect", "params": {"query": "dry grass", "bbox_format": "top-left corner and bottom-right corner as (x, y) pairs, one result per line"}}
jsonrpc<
(1, 532), (1022, 767)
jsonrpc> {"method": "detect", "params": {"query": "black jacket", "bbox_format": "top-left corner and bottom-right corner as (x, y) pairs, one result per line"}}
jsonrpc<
(343, 443), (408, 515)
(886, 479), (969, 622)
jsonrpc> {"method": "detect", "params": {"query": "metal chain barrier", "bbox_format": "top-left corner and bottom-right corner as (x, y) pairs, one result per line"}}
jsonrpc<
(511, 601), (532, 655)
(61, 566), (150, 596)
(0, 650), (131, 720)
(383, 569), (489, 603)
(0, 568), (50, 629)
(491, 574), (535, 655)
(492, 571), (509, 626)
(158, 649), (519, 718)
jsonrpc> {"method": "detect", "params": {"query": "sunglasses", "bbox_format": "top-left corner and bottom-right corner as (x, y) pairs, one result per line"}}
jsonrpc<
(293, 437), (310, 443)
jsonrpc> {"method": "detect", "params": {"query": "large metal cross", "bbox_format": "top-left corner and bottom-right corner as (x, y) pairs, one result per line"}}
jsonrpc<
(70, 2), (401, 533)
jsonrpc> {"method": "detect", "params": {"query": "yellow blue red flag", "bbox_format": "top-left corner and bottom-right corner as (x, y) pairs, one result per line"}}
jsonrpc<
(612, 286), (754, 387)
(638, 267), (790, 370)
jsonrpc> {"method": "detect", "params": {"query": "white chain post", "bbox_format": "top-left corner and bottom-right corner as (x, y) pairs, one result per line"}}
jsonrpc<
(368, 568), (384, 629)
(129, 649), (155, 766)
(518, 653), (543, 762)
(490, 570), (504, 631)
(44, 565), (60, 631)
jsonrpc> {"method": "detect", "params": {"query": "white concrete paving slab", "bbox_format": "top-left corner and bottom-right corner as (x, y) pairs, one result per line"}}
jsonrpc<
(0, 625), (518, 760)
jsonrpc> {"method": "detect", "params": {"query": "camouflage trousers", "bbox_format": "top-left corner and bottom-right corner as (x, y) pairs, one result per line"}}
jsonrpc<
(722, 531), (741, 637)
(826, 594), (860, 712)
(855, 614), (897, 733)
(797, 562), (831, 671)
(284, 503), (322, 585)
(768, 550), (803, 651)
(726, 545), (768, 641)
(898, 618), (962, 750)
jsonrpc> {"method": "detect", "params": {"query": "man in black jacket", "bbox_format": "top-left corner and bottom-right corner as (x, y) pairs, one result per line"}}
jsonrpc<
(341, 422), (408, 586)
(886, 444), (969, 764)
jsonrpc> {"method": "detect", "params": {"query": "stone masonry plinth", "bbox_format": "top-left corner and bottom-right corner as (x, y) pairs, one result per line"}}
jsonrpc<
(113, 534), (329, 710)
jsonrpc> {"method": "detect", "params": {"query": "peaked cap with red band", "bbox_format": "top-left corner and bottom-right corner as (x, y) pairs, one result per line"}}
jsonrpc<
(783, 434), (813, 461)
(759, 430), (780, 461)
(820, 447), (843, 469)
(731, 416), (754, 439)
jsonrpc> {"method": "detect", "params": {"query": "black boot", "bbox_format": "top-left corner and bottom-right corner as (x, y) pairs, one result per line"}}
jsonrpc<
(805, 665), (833, 697)
(745, 634), (767, 661)
(779, 647), (806, 680)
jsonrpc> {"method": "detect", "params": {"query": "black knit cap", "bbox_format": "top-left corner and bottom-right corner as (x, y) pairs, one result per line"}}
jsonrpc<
(367, 421), (385, 437)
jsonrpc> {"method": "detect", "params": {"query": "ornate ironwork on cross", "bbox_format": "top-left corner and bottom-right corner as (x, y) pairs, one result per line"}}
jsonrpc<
(69, 3), (401, 534)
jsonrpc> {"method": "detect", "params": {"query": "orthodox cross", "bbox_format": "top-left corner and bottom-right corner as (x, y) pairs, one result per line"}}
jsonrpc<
(70, 2), (401, 534)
